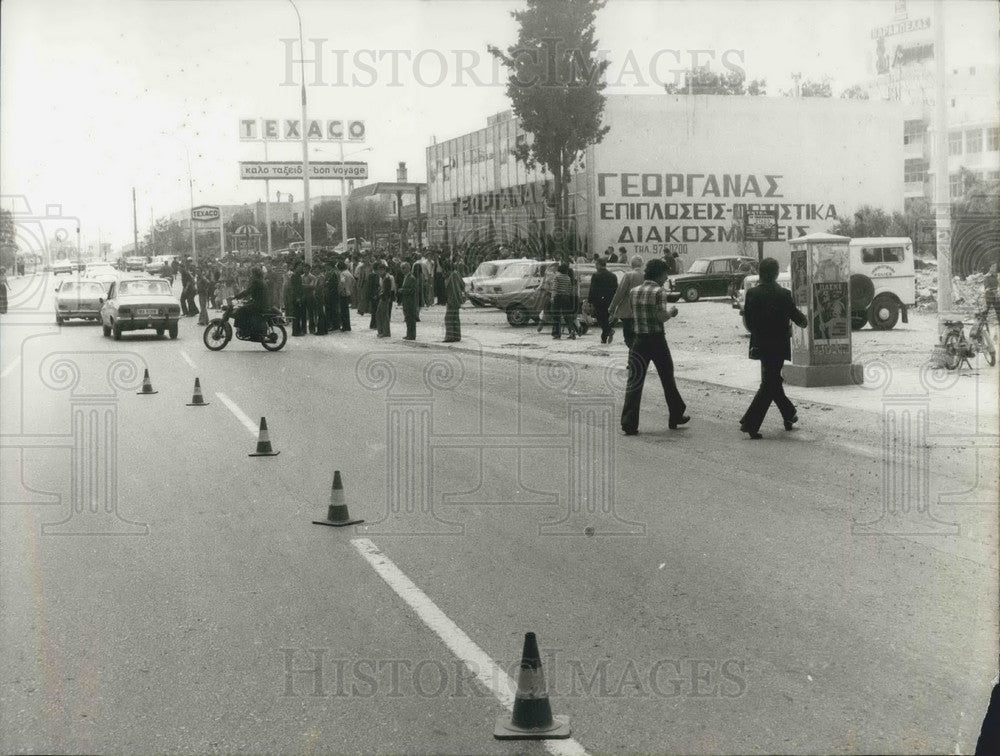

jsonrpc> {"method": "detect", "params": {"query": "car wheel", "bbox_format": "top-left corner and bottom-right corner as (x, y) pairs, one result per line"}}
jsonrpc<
(868, 295), (899, 330)
(850, 312), (868, 331)
(112, 321), (122, 341)
(506, 304), (530, 327)
(168, 323), (178, 339)
(156, 328), (164, 337)
(683, 286), (700, 303)
(102, 322), (111, 337)
(55, 315), (63, 325)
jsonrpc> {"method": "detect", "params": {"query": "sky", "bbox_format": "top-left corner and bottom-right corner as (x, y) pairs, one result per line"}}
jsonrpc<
(1, 0), (997, 251)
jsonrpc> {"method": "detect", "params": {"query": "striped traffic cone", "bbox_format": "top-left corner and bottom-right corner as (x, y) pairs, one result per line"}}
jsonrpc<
(248, 417), (280, 457)
(494, 632), (570, 740)
(312, 470), (363, 527)
(185, 377), (209, 406)
(136, 368), (158, 395)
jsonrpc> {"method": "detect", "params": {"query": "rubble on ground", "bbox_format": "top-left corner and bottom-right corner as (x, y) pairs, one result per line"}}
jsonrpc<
(913, 264), (986, 313)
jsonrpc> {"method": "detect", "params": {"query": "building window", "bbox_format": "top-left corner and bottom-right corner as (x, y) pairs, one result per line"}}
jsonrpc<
(949, 173), (964, 198)
(903, 159), (928, 184)
(966, 129), (983, 153)
(989, 171), (1000, 183)
(988, 129), (999, 152)
(948, 131), (963, 155)
(903, 120), (926, 145)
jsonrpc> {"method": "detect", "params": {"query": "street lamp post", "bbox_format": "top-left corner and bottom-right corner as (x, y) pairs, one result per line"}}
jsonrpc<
(288, 0), (312, 264)
(160, 132), (198, 265)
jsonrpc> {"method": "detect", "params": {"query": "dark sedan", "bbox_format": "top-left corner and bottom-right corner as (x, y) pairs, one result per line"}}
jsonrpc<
(666, 255), (758, 302)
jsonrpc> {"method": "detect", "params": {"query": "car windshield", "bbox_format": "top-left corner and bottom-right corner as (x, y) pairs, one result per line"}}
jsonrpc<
(118, 280), (171, 297)
(499, 263), (531, 278)
(472, 263), (500, 278)
(687, 260), (710, 274)
(60, 282), (105, 296)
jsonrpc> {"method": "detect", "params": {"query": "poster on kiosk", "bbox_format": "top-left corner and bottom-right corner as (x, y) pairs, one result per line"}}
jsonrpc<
(784, 233), (864, 387)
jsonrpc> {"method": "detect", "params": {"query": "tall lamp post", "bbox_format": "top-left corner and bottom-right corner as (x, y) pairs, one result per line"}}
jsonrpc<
(288, 0), (312, 264)
(335, 145), (372, 248)
(160, 131), (198, 265)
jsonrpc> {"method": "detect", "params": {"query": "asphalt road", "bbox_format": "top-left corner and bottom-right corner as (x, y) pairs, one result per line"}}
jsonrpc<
(1, 274), (996, 754)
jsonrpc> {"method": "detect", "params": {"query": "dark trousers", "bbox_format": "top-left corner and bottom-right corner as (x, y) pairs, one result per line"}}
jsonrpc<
(551, 294), (576, 337)
(326, 292), (340, 331)
(987, 290), (1000, 323)
(740, 360), (795, 432)
(593, 301), (612, 343)
(404, 316), (417, 339)
(292, 300), (306, 336)
(376, 299), (392, 336)
(197, 292), (209, 325)
(620, 318), (635, 348)
(444, 305), (461, 341)
(183, 291), (198, 316)
(621, 334), (686, 432)
(303, 293), (316, 333)
(339, 300), (351, 331)
(369, 298), (378, 329)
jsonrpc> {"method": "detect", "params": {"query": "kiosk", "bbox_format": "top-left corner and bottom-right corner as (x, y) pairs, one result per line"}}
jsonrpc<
(783, 233), (864, 387)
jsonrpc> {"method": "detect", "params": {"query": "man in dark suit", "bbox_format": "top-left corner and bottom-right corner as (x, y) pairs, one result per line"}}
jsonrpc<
(739, 257), (808, 439)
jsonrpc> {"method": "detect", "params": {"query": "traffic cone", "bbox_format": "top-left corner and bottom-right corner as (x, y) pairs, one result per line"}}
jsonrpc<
(248, 417), (280, 457)
(136, 368), (158, 395)
(312, 470), (364, 527)
(494, 632), (571, 740)
(185, 377), (209, 406)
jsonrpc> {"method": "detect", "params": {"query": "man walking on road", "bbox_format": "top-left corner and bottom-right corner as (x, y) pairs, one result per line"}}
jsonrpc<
(609, 255), (644, 348)
(739, 257), (808, 439)
(589, 256), (618, 344)
(443, 262), (464, 342)
(620, 258), (689, 436)
(338, 260), (354, 331)
(398, 261), (418, 340)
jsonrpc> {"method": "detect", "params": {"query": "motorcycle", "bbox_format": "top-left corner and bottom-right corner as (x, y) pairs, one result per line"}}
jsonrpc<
(941, 310), (995, 369)
(203, 300), (288, 352)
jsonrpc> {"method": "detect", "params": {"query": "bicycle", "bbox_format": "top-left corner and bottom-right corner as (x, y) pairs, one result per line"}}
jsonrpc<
(941, 310), (996, 370)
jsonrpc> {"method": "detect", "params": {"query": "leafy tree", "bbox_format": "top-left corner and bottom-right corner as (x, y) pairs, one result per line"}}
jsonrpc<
(664, 68), (767, 96)
(839, 84), (870, 100)
(0, 209), (17, 270)
(782, 76), (833, 98)
(489, 0), (610, 255)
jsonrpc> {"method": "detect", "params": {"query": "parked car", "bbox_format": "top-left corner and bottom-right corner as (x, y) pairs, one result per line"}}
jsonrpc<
(736, 270), (792, 331)
(847, 237), (915, 330)
(666, 255), (758, 302)
(51, 259), (75, 275)
(474, 260), (554, 307)
(332, 237), (372, 254)
(496, 262), (630, 327)
(54, 279), (106, 324)
(100, 276), (181, 340)
(125, 256), (147, 271)
(145, 255), (179, 275)
(464, 258), (536, 307)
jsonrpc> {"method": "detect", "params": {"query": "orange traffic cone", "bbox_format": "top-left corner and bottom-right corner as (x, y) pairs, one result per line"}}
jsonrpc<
(136, 368), (158, 395)
(312, 470), (364, 527)
(494, 632), (570, 740)
(248, 416), (280, 457)
(185, 377), (209, 406)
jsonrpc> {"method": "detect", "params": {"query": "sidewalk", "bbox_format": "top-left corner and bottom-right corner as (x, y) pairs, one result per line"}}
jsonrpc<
(400, 302), (998, 437)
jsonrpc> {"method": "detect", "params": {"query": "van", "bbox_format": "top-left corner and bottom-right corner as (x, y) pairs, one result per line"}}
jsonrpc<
(849, 237), (915, 330)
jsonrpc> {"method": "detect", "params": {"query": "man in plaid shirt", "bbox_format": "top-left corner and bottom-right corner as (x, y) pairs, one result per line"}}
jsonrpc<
(620, 258), (689, 435)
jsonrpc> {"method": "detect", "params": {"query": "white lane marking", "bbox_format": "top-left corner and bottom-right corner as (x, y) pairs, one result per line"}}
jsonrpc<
(351, 538), (588, 756)
(0, 355), (22, 380)
(215, 392), (260, 437)
(179, 350), (197, 370)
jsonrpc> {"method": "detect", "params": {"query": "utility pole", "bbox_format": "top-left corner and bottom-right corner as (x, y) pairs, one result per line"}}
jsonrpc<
(289, 0), (312, 264)
(933, 0), (952, 313)
(132, 187), (139, 257)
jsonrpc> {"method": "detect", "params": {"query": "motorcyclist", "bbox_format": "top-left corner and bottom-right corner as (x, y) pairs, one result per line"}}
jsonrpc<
(233, 266), (269, 337)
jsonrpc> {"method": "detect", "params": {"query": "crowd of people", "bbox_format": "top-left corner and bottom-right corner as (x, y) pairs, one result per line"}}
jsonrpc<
(157, 246), (471, 341)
